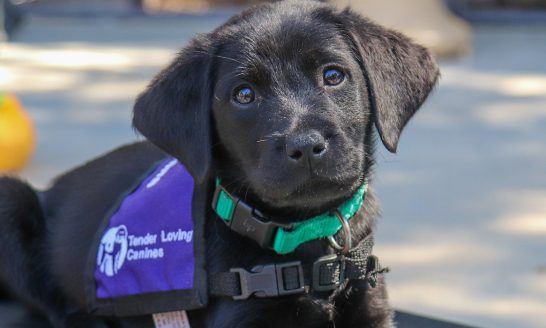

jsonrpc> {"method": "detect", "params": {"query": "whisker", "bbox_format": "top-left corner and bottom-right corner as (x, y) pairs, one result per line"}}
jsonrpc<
(195, 51), (246, 66)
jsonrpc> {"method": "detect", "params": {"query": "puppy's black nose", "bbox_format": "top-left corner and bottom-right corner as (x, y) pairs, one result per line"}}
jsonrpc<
(286, 131), (327, 165)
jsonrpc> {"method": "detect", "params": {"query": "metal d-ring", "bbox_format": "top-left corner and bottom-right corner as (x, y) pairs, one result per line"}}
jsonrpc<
(327, 210), (352, 255)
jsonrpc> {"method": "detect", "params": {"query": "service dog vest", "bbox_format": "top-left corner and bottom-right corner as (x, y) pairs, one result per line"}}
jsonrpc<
(86, 158), (208, 317)
(85, 156), (379, 320)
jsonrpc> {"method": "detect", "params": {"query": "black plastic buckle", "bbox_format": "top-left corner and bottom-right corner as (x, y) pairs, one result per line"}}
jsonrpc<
(230, 202), (292, 249)
(312, 254), (346, 292)
(231, 261), (305, 300)
(212, 184), (292, 249)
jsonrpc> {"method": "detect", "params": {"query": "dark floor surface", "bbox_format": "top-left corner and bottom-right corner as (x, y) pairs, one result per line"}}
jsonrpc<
(0, 301), (476, 328)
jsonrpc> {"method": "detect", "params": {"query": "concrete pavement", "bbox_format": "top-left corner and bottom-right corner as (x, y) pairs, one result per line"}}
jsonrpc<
(1, 14), (545, 328)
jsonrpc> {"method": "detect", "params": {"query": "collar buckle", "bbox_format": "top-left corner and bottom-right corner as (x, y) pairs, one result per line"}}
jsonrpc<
(229, 201), (291, 249)
(212, 184), (292, 249)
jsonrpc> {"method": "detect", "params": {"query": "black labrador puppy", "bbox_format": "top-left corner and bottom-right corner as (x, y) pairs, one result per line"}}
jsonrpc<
(0, 0), (438, 327)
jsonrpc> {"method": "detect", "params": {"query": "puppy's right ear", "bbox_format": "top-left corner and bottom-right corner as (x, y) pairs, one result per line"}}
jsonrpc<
(133, 36), (214, 183)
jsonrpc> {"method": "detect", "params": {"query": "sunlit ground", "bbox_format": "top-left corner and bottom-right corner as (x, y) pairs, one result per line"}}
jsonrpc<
(1, 16), (545, 328)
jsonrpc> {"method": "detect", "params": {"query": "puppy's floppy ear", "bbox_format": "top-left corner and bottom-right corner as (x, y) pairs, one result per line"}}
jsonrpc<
(339, 10), (439, 152)
(133, 36), (214, 183)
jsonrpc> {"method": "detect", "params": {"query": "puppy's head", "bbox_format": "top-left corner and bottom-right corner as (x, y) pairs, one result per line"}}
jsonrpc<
(133, 0), (439, 215)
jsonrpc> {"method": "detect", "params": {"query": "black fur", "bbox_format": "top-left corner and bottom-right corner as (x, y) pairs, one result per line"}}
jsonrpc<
(337, 10), (440, 152)
(0, 1), (438, 327)
(133, 38), (214, 183)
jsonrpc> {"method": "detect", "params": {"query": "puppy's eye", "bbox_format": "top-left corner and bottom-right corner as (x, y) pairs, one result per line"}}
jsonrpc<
(323, 68), (345, 86)
(233, 86), (255, 105)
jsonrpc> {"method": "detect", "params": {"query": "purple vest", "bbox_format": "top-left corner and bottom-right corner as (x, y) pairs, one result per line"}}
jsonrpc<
(86, 158), (208, 316)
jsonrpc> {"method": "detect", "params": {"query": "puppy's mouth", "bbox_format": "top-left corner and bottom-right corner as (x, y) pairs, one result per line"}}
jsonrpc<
(251, 173), (363, 217)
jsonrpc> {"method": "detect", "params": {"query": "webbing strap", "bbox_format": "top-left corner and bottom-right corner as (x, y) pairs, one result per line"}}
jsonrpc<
(211, 181), (367, 254)
(209, 236), (379, 300)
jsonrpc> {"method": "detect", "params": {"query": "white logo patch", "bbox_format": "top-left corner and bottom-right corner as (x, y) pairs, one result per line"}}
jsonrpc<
(97, 225), (128, 277)
(153, 311), (191, 328)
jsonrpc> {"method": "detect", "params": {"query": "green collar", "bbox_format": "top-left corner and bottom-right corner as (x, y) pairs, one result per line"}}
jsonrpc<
(211, 180), (367, 254)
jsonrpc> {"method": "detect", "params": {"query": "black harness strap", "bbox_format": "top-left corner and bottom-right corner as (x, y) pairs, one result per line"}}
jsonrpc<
(209, 236), (381, 300)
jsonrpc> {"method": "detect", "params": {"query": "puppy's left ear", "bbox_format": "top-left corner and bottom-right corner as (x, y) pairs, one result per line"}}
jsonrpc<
(133, 36), (214, 183)
(338, 10), (440, 152)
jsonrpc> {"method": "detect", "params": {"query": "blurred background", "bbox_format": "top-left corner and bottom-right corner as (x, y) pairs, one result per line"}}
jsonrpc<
(1, 0), (545, 327)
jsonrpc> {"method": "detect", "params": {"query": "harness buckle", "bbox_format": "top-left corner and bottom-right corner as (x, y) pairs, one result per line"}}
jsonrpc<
(276, 261), (306, 296)
(231, 261), (305, 300)
(312, 254), (346, 292)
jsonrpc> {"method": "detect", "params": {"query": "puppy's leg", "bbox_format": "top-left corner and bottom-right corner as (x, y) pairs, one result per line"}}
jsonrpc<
(334, 277), (395, 328)
(0, 177), (67, 326)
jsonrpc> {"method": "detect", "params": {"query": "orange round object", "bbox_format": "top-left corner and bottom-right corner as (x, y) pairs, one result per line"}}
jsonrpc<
(0, 93), (36, 171)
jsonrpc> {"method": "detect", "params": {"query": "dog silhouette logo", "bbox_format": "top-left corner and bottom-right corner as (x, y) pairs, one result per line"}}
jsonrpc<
(97, 225), (128, 277)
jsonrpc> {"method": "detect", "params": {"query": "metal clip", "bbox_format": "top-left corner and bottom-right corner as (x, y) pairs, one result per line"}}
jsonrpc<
(327, 210), (352, 255)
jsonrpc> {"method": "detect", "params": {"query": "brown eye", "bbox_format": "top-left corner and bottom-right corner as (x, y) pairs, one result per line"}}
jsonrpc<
(233, 86), (255, 104)
(323, 68), (345, 86)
